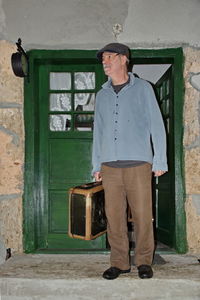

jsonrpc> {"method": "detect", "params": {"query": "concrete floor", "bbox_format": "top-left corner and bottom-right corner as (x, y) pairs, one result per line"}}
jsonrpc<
(0, 253), (200, 299)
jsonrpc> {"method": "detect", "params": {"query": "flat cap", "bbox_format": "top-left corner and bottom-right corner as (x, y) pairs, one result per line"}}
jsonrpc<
(97, 43), (130, 61)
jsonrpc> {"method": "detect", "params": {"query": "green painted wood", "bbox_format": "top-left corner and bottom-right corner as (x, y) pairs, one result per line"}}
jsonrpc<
(24, 48), (186, 253)
(154, 66), (175, 247)
(173, 49), (187, 253)
(24, 59), (41, 252)
(37, 62), (106, 250)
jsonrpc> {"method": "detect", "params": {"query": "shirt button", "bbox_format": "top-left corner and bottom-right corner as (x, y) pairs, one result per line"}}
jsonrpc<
(115, 138), (117, 140)
(115, 121), (117, 123)
(116, 104), (118, 106)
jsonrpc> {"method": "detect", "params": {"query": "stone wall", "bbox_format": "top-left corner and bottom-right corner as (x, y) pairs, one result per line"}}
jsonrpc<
(0, 40), (23, 253)
(183, 48), (200, 253)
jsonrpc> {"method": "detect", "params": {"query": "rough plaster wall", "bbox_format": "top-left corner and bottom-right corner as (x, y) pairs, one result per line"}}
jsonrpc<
(0, 40), (23, 253)
(119, 0), (200, 48)
(0, 0), (200, 49)
(1, 0), (129, 49)
(184, 48), (200, 253)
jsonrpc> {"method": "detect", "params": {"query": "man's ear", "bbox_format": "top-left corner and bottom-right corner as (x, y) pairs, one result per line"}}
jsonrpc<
(121, 55), (128, 66)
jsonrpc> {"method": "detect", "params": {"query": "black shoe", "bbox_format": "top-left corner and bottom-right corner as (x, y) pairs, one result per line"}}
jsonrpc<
(103, 267), (131, 280)
(137, 265), (153, 279)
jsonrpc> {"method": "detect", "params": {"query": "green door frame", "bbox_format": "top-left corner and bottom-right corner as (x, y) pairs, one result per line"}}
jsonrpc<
(23, 48), (186, 253)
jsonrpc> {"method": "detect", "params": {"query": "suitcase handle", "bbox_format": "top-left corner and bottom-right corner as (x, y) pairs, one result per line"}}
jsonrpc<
(74, 181), (102, 190)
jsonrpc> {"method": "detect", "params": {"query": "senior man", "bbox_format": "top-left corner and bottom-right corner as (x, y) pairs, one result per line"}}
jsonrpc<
(92, 43), (167, 279)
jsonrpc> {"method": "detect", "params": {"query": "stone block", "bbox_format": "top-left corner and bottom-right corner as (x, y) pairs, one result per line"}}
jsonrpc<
(185, 195), (200, 253)
(184, 148), (200, 194)
(0, 238), (6, 265)
(190, 73), (200, 91)
(184, 48), (200, 74)
(192, 194), (200, 216)
(0, 108), (24, 141)
(0, 40), (23, 104)
(0, 130), (23, 195)
(0, 197), (23, 253)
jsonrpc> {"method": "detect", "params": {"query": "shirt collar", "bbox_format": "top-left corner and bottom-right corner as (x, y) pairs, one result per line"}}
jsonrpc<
(102, 72), (135, 90)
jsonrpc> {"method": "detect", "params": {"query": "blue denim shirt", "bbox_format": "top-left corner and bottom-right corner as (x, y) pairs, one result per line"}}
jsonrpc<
(92, 73), (168, 174)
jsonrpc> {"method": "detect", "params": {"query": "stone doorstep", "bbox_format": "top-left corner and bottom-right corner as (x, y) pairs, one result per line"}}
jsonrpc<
(0, 254), (200, 280)
(0, 254), (200, 299)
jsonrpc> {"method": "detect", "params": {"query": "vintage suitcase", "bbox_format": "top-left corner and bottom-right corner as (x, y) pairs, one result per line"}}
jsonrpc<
(68, 182), (107, 240)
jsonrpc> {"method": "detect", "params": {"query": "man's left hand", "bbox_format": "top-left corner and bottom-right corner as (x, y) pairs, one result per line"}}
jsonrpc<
(153, 170), (167, 177)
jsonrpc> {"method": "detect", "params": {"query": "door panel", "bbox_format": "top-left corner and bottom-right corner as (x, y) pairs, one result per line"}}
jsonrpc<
(49, 191), (68, 232)
(154, 66), (175, 247)
(38, 63), (106, 250)
(49, 139), (92, 186)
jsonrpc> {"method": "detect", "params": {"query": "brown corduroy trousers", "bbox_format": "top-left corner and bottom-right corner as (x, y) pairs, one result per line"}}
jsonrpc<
(101, 163), (155, 270)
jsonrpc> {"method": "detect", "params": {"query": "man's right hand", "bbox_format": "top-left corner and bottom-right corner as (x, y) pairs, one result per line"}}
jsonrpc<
(94, 171), (102, 182)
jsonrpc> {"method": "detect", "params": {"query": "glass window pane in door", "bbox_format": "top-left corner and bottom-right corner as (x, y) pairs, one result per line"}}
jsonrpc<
(74, 93), (95, 111)
(166, 118), (170, 133)
(74, 72), (95, 90)
(165, 98), (169, 115)
(49, 94), (71, 111)
(50, 72), (71, 90)
(74, 114), (94, 131)
(161, 101), (166, 115)
(49, 114), (71, 131)
(160, 86), (163, 100)
(166, 80), (170, 95)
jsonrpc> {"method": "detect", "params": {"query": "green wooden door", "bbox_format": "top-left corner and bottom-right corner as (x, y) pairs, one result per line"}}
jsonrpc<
(37, 63), (106, 250)
(154, 66), (175, 247)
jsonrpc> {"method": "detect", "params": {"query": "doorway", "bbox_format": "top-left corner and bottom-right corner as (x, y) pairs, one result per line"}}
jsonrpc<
(23, 48), (186, 253)
(133, 63), (173, 251)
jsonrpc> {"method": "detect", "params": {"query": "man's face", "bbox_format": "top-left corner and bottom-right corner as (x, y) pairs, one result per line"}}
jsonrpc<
(102, 52), (125, 77)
